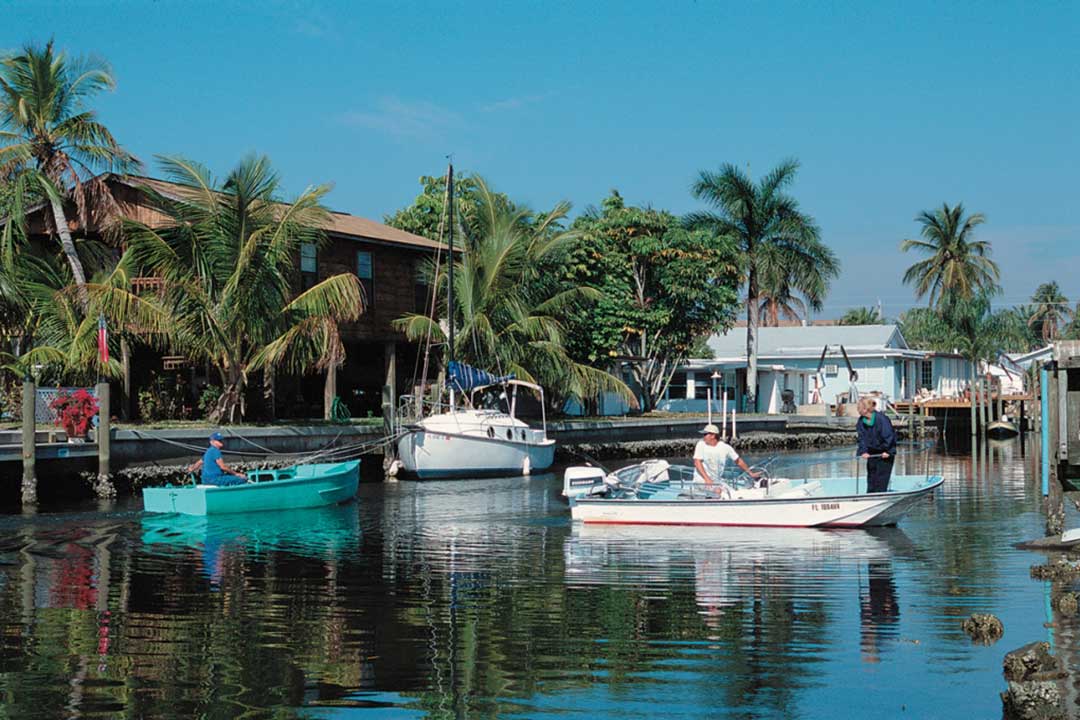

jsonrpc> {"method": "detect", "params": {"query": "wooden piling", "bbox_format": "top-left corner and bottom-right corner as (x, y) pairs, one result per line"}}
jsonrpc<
(95, 382), (115, 498)
(981, 378), (990, 432)
(20, 378), (36, 506)
(972, 367), (980, 440)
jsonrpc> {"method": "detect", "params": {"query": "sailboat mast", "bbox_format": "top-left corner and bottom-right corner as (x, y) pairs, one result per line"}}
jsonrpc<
(446, 163), (455, 367)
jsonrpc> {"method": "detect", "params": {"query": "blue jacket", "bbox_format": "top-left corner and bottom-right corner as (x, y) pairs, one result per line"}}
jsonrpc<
(856, 411), (897, 456)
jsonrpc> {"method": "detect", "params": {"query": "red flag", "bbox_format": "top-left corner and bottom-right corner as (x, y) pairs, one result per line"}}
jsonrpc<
(98, 315), (109, 365)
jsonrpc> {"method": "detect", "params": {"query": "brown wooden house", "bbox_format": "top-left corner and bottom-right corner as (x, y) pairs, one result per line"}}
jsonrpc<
(21, 174), (443, 421)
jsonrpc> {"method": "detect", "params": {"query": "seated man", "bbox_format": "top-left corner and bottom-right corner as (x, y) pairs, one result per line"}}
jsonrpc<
(187, 432), (247, 486)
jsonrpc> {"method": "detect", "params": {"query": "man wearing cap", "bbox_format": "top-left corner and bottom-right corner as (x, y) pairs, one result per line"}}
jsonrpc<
(187, 432), (247, 486)
(693, 423), (759, 490)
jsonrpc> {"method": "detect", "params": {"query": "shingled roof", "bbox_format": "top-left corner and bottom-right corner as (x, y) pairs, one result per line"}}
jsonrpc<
(125, 175), (442, 250)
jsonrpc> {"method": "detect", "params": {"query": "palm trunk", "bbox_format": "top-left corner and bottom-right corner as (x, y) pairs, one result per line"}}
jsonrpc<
(47, 195), (89, 307)
(745, 268), (760, 413)
(263, 368), (276, 420)
(324, 362), (338, 420)
(211, 367), (245, 424)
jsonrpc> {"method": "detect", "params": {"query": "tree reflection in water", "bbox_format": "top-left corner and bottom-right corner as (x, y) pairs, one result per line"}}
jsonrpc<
(0, 442), (1064, 718)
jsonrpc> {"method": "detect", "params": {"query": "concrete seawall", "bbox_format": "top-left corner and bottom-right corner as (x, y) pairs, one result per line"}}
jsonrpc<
(2, 413), (910, 470)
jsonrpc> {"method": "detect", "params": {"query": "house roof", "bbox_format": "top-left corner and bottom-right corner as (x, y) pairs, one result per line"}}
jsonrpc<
(706, 324), (911, 360)
(123, 175), (442, 251)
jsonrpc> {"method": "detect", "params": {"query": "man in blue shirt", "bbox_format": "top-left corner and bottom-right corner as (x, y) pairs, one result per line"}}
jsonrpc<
(856, 398), (897, 493)
(187, 432), (247, 486)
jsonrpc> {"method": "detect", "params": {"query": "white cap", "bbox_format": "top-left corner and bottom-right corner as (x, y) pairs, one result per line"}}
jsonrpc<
(700, 423), (720, 435)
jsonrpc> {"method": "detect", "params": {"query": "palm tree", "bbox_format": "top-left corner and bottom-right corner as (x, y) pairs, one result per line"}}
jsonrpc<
(900, 203), (999, 307)
(0, 40), (138, 302)
(840, 307), (882, 326)
(1027, 281), (1070, 343)
(756, 263), (807, 327)
(394, 177), (631, 407)
(686, 159), (838, 411)
(123, 155), (364, 422)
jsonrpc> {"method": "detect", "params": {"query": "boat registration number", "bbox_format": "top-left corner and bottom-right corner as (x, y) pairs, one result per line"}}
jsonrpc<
(812, 503), (840, 511)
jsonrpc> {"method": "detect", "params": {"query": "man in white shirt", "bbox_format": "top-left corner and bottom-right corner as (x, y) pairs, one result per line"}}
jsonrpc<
(693, 423), (759, 488)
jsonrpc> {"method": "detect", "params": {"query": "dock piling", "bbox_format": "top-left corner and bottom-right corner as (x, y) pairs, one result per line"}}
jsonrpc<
(95, 382), (114, 498)
(20, 377), (36, 506)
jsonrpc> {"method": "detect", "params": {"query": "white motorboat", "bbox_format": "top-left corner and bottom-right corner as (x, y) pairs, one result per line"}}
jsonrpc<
(564, 460), (943, 528)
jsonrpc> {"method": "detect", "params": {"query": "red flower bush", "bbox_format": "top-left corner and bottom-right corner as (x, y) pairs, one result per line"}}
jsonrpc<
(49, 389), (100, 438)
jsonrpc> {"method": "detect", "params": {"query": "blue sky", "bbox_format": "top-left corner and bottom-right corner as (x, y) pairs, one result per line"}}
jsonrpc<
(4, 1), (1078, 318)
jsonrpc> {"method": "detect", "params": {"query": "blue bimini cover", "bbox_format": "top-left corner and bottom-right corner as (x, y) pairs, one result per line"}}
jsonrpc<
(447, 361), (514, 392)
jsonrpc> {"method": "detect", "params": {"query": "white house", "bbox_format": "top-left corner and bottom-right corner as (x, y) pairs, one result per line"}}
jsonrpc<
(657, 324), (973, 414)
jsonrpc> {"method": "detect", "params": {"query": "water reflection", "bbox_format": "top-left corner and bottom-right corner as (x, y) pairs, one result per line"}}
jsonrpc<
(0, 440), (1075, 718)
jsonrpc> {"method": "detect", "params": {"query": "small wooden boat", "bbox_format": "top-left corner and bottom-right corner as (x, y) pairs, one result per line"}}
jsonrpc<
(564, 460), (943, 528)
(143, 460), (360, 516)
(986, 419), (1019, 439)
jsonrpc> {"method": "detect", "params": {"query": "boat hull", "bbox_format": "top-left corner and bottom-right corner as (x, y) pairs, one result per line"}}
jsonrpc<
(142, 460), (360, 515)
(569, 475), (943, 528)
(397, 429), (555, 479)
(986, 420), (1019, 439)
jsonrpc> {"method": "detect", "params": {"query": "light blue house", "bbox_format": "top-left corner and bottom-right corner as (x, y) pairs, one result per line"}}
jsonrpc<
(658, 324), (972, 414)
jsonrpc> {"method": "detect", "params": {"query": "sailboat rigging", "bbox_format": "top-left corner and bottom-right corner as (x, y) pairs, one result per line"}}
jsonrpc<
(395, 162), (556, 479)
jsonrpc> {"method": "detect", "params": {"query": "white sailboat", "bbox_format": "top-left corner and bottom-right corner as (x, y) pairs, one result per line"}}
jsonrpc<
(394, 164), (556, 479)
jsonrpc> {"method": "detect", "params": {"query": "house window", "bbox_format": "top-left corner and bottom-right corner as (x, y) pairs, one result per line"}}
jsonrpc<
(920, 360), (933, 390)
(356, 250), (373, 308)
(667, 372), (687, 400)
(414, 263), (430, 315)
(300, 243), (318, 291)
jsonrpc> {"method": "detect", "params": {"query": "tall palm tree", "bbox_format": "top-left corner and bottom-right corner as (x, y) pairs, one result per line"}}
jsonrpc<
(394, 177), (631, 407)
(840, 307), (882, 326)
(1027, 281), (1070, 343)
(0, 40), (138, 302)
(686, 159), (838, 411)
(900, 203), (999, 307)
(124, 155), (364, 422)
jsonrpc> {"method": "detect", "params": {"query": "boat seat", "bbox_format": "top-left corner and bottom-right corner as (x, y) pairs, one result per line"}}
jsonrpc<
(773, 480), (823, 498)
(636, 482), (683, 500)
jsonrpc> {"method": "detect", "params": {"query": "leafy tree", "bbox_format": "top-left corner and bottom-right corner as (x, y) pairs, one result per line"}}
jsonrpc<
(0, 40), (139, 302)
(1027, 281), (1070, 343)
(900, 203), (999, 307)
(840, 306), (883, 326)
(563, 191), (741, 411)
(685, 159), (837, 411)
(393, 178), (630, 409)
(385, 172), (522, 244)
(124, 155), (364, 422)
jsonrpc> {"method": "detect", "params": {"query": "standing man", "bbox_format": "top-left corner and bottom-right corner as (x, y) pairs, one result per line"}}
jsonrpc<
(187, 432), (247, 486)
(693, 423), (759, 491)
(856, 398), (897, 493)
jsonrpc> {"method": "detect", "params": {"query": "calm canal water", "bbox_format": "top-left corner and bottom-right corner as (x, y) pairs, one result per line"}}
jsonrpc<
(0, 439), (1076, 719)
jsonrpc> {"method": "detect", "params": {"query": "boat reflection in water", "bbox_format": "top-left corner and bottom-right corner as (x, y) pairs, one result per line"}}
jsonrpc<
(140, 503), (362, 582)
(564, 523), (917, 654)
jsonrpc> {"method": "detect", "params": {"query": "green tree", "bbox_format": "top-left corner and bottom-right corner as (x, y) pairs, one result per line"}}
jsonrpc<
(394, 178), (630, 408)
(563, 191), (742, 411)
(385, 172), (521, 244)
(900, 203), (999, 307)
(0, 40), (139, 302)
(124, 155), (364, 422)
(685, 159), (837, 411)
(840, 306), (883, 325)
(1027, 281), (1070, 343)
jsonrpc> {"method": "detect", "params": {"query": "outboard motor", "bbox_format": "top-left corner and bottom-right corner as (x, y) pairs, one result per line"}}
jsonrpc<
(563, 466), (607, 498)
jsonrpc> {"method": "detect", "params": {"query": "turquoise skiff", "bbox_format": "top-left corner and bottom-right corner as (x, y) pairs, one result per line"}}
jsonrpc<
(142, 460), (360, 516)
